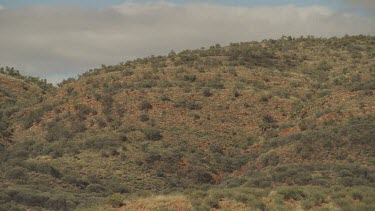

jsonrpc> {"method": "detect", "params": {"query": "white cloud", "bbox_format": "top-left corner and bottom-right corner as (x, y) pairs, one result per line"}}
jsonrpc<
(0, 2), (374, 84)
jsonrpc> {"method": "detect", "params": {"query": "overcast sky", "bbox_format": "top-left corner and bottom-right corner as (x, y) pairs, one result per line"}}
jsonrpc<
(0, 0), (374, 84)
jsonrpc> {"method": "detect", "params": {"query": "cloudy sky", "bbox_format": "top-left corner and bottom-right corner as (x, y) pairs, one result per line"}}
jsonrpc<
(0, 0), (374, 84)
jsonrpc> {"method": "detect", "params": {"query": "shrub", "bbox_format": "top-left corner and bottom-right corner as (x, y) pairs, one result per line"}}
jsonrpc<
(6, 167), (28, 180)
(136, 80), (157, 88)
(5, 189), (50, 208)
(45, 122), (73, 142)
(204, 78), (224, 89)
(0, 192), (11, 206)
(22, 104), (54, 129)
(108, 182), (129, 194)
(182, 74), (197, 82)
(263, 114), (276, 123)
(143, 128), (163, 141)
(138, 113), (149, 122)
(47, 195), (74, 211)
(62, 174), (89, 188)
(228, 68), (238, 76)
(233, 90), (240, 98)
(352, 191), (363, 201)
(160, 94), (171, 101)
(249, 177), (272, 188)
(96, 118), (107, 128)
(186, 166), (214, 184)
(279, 188), (307, 201)
(138, 101), (152, 111)
(119, 134), (128, 142)
(202, 88), (213, 97)
(122, 70), (133, 76)
(108, 193), (124, 208)
(26, 163), (62, 179)
(86, 184), (107, 193)
(174, 100), (202, 110)
(84, 136), (120, 150)
(205, 197), (219, 208)
(259, 95), (272, 102)
(259, 151), (280, 167)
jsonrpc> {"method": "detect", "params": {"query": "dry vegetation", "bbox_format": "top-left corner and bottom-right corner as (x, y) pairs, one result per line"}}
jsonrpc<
(0, 35), (374, 210)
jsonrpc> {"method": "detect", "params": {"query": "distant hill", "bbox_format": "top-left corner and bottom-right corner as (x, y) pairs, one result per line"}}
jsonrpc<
(0, 35), (374, 210)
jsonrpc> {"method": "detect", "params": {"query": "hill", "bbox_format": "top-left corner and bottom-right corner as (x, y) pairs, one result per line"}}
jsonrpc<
(0, 67), (54, 143)
(0, 35), (374, 210)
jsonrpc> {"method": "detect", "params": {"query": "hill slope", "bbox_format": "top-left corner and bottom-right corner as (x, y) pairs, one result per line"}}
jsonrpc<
(0, 67), (54, 143)
(0, 35), (374, 210)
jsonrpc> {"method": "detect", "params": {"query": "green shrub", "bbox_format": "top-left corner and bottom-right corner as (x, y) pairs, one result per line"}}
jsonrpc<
(143, 128), (163, 141)
(22, 104), (54, 129)
(122, 70), (134, 76)
(26, 163), (62, 179)
(139, 101), (153, 111)
(47, 195), (74, 211)
(84, 135), (121, 150)
(62, 174), (89, 188)
(138, 113), (149, 122)
(108, 182), (129, 194)
(186, 166), (214, 184)
(135, 80), (157, 88)
(202, 88), (213, 97)
(107, 193), (124, 208)
(6, 167), (28, 180)
(263, 114), (276, 123)
(205, 197), (219, 208)
(204, 78), (224, 89)
(160, 94), (171, 101)
(233, 90), (240, 98)
(259, 94), (272, 102)
(182, 74), (197, 82)
(278, 188), (307, 201)
(352, 191), (363, 201)
(174, 100), (202, 110)
(45, 122), (73, 142)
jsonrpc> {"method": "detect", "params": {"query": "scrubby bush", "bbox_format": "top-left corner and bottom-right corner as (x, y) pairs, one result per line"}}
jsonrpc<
(84, 135), (121, 150)
(174, 100), (202, 110)
(182, 74), (197, 82)
(203, 78), (224, 89)
(107, 193), (124, 208)
(45, 122), (73, 142)
(47, 195), (75, 211)
(202, 88), (213, 97)
(138, 101), (153, 111)
(143, 128), (163, 141)
(160, 94), (171, 101)
(6, 167), (28, 180)
(138, 113), (149, 122)
(22, 104), (54, 129)
(278, 188), (307, 201)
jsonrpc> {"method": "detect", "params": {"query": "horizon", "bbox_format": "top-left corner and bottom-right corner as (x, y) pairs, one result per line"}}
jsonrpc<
(1, 34), (372, 85)
(0, 0), (374, 84)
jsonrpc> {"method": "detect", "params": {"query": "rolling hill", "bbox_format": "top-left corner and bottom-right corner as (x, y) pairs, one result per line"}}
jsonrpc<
(0, 35), (374, 210)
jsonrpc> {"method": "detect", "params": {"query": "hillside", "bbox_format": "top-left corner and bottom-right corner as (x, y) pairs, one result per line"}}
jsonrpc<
(0, 67), (54, 144)
(0, 35), (374, 210)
